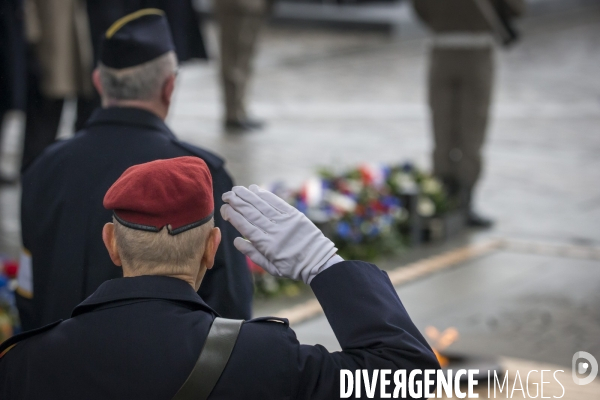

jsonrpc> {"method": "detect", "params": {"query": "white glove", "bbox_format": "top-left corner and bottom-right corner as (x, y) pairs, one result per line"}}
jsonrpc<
(221, 185), (339, 284)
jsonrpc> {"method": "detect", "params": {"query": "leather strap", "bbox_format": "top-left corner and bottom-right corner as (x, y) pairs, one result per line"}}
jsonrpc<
(172, 318), (244, 400)
(473, 0), (512, 44)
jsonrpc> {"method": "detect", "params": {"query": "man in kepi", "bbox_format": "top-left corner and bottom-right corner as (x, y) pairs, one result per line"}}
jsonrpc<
(1, 157), (439, 399)
(17, 9), (253, 330)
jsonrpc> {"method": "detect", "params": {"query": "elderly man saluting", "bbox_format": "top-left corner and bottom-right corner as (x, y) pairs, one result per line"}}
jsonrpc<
(1, 157), (439, 399)
(17, 9), (253, 329)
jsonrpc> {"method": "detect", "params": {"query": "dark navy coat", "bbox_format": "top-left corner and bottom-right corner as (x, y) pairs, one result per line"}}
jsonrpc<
(0, 0), (26, 114)
(1, 261), (439, 399)
(18, 107), (253, 329)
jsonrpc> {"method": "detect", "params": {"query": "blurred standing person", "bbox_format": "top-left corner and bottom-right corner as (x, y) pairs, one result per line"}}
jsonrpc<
(215, 0), (275, 132)
(21, 0), (208, 171)
(0, 0), (27, 183)
(17, 10), (253, 330)
(0, 0), (26, 117)
(413, 0), (525, 227)
(21, 0), (96, 170)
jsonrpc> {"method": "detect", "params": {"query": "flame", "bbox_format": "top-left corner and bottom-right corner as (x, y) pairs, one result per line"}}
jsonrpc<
(433, 349), (450, 367)
(425, 326), (460, 367)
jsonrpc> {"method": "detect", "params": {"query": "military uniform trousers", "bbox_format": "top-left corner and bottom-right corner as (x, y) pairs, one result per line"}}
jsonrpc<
(428, 45), (495, 204)
(214, 0), (273, 122)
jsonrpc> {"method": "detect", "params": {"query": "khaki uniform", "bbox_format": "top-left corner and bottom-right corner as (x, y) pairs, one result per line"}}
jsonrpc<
(413, 0), (524, 207)
(21, 0), (96, 169)
(215, 0), (274, 122)
(24, 0), (93, 98)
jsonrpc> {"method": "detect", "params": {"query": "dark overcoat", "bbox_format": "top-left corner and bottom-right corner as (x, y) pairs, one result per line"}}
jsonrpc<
(0, 0), (26, 113)
(1, 261), (439, 399)
(18, 107), (253, 329)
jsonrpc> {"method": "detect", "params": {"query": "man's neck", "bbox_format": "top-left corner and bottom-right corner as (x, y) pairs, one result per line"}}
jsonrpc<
(123, 268), (198, 290)
(103, 100), (168, 120)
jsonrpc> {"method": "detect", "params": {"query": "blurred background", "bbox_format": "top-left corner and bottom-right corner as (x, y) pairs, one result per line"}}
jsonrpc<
(0, 0), (599, 395)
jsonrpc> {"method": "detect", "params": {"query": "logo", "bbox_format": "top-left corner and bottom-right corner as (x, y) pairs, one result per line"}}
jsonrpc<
(572, 351), (598, 386)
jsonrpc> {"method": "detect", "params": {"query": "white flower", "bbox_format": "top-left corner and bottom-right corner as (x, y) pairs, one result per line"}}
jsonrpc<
(394, 173), (418, 194)
(421, 178), (442, 195)
(417, 196), (436, 217)
(326, 192), (357, 213)
(303, 177), (323, 207)
(393, 208), (408, 222)
(346, 179), (363, 194)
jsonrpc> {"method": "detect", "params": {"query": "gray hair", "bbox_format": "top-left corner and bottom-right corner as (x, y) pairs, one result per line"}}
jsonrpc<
(98, 51), (178, 101)
(113, 217), (214, 273)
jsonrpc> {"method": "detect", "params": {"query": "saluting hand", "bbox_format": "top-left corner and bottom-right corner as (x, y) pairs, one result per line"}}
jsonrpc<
(221, 185), (338, 284)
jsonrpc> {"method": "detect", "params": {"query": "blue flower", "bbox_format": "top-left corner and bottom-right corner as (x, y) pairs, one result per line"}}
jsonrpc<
(337, 221), (352, 239)
(296, 201), (308, 215)
(382, 165), (391, 179)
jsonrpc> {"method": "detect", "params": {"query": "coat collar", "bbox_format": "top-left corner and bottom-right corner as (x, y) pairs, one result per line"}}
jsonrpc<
(71, 275), (217, 318)
(84, 107), (175, 138)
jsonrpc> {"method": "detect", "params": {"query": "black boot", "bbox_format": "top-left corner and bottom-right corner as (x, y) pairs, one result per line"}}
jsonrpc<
(464, 191), (494, 228)
(225, 118), (265, 133)
(466, 210), (494, 228)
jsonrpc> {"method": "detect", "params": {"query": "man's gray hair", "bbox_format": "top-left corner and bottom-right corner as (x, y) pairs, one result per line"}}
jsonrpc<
(113, 217), (214, 273)
(99, 51), (178, 101)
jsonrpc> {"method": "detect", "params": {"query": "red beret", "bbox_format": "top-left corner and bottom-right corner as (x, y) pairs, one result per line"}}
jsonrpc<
(103, 157), (214, 235)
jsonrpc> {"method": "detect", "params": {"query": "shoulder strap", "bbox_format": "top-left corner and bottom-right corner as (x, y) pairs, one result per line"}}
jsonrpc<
(172, 317), (244, 400)
(472, 0), (512, 44)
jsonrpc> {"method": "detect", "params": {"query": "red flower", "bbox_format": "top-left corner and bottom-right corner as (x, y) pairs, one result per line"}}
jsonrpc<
(246, 256), (265, 274)
(3, 260), (18, 279)
(371, 200), (386, 213)
(359, 165), (374, 185)
(355, 204), (366, 217)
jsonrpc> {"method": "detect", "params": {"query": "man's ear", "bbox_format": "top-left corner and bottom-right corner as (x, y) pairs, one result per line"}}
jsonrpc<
(161, 74), (176, 108)
(92, 69), (103, 97)
(102, 223), (122, 267)
(202, 227), (221, 271)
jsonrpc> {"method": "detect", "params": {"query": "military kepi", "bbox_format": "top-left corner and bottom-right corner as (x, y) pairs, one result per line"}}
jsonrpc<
(100, 8), (175, 69)
(103, 157), (214, 235)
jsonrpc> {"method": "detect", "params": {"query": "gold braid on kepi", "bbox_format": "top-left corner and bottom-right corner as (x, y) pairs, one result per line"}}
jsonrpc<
(100, 8), (175, 69)
(105, 8), (165, 39)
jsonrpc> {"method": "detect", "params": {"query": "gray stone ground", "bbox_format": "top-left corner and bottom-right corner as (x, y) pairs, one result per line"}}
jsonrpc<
(0, 0), (599, 375)
(293, 249), (600, 370)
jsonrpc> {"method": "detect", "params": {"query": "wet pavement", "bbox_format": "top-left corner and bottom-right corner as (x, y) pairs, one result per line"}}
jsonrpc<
(292, 246), (600, 369)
